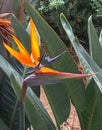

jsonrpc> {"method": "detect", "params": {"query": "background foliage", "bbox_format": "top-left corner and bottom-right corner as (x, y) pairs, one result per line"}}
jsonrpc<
(35, 0), (102, 45)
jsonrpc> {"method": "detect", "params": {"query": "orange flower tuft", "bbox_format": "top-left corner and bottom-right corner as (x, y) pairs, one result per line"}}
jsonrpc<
(0, 13), (14, 45)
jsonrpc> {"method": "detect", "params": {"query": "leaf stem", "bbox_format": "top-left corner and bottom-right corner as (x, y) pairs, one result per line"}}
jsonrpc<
(19, 99), (25, 130)
(19, 66), (27, 130)
(9, 99), (19, 129)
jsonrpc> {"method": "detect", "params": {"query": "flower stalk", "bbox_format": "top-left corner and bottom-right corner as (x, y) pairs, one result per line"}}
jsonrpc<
(19, 99), (25, 130)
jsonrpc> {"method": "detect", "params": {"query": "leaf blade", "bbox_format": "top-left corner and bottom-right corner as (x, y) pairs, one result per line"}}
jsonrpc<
(88, 16), (102, 68)
(60, 13), (102, 93)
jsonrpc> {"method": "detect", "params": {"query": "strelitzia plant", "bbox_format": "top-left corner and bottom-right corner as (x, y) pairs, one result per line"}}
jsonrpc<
(0, 1), (97, 130)
(0, 3), (95, 130)
(4, 18), (94, 101)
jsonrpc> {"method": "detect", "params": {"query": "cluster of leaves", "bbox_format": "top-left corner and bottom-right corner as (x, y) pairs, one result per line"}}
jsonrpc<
(35, 0), (102, 45)
(0, 1), (102, 130)
(60, 13), (102, 130)
(90, 0), (102, 17)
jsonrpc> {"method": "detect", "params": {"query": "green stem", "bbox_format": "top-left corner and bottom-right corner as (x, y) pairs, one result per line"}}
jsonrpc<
(19, 66), (27, 130)
(9, 99), (19, 129)
(19, 99), (25, 130)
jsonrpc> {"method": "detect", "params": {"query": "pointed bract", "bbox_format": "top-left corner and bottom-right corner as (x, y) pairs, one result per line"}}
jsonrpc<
(21, 69), (95, 100)
(30, 18), (40, 65)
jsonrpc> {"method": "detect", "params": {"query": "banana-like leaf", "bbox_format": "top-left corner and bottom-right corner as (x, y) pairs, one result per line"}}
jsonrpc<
(0, 75), (30, 130)
(60, 13), (102, 92)
(0, 119), (9, 130)
(88, 16), (102, 68)
(60, 13), (102, 130)
(0, 55), (56, 130)
(81, 79), (102, 130)
(87, 15), (102, 130)
(0, 75), (21, 129)
(24, 2), (87, 126)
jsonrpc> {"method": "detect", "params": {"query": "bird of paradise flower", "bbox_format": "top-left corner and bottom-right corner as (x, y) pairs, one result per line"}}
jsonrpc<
(3, 18), (94, 101)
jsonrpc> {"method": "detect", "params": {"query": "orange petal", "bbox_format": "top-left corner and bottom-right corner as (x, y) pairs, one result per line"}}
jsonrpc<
(38, 66), (59, 73)
(30, 18), (40, 65)
(3, 43), (34, 67)
(12, 35), (30, 56)
(37, 66), (95, 78)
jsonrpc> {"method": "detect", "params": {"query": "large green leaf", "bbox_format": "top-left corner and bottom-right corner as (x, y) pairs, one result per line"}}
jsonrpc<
(60, 13), (102, 130)
(86, 16), (102, 130)
(0, 74), (28, 130)
(81, 79), (102, 130)
(24, 2), (87, 125)
(60, 13), (102, 92)
(0, 55), (56, 130)
(88, 16), (102, 68)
